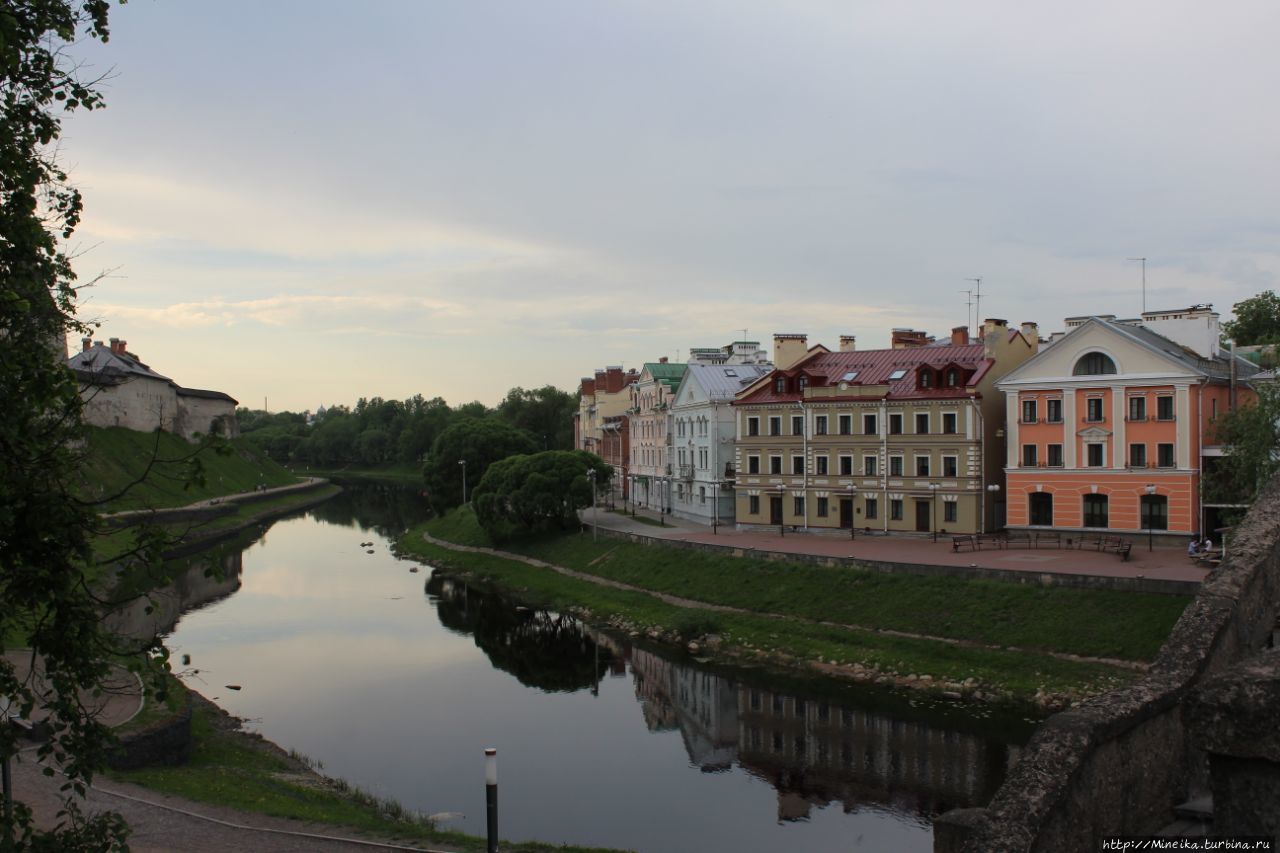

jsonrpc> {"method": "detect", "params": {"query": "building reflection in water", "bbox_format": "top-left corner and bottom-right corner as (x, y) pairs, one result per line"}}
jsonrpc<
(428, 574), (1024, 826)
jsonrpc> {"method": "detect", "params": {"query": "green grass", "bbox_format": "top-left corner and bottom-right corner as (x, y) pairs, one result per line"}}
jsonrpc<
(112, 700), (630, 853)
(76, 427), (300, 512)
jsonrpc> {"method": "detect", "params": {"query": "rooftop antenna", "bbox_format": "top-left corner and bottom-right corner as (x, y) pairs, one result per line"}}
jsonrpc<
(959, 288), (974, 331)
(964, 277), (983, 332)
(1127, 257), (1147, 313)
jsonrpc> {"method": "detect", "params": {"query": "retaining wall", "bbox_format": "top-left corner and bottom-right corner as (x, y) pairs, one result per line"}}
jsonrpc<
(933, 472), (1280, 852)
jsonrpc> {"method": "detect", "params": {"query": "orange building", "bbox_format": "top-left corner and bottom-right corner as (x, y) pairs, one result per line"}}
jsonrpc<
(995, 307), (1258, 542)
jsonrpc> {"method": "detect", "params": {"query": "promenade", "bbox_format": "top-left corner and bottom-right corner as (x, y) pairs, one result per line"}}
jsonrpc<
(582, 504), (1208, 588)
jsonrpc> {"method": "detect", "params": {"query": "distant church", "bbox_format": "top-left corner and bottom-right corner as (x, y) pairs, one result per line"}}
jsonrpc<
(67, 337), (239, 441)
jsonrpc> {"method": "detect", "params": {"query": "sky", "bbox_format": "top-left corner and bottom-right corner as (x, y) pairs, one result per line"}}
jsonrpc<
(60, 0), (1280, 412)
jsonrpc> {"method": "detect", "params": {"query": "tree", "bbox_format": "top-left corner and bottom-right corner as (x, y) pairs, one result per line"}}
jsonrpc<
(495, 385), (578, 451)
(422, 418), (536, 512)
(2, 1), (137, 847)
(472, 450), (611, 537)
(1206, 383), (1280, 506)
(1223, 291), (1280, 346)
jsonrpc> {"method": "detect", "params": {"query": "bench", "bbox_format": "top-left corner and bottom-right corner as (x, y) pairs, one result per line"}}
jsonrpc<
(952, 534), (978, 552)
(1034, 532), (1062, 549)
(1004, 532), (1034, 549)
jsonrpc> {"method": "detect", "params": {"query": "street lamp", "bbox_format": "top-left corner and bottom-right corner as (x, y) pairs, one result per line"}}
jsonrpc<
(1145, 483), (1157, 552)
(711, 479), (719, 535)
(779, 485), (786, 538)
(459, 459), (468, 506)
(929, 483), (941, 543)
(587, 468), (598, 542)
(986, 483), (1001, 534)
(849, 488), (858, 540)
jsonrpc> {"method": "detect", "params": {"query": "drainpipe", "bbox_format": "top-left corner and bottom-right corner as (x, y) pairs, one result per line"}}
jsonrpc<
(881, 399), (889, 534)
(976, 402), (986, 535)
(798, 399), (808, 530)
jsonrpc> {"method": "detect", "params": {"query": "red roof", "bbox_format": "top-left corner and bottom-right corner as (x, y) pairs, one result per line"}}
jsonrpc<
(736, 343), (992, 404)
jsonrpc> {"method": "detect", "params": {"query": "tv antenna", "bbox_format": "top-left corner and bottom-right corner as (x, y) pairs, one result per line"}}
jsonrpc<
(959, 288), (974, 331)
(964, 277), (983, 331)
(1127, 257), (1147, 313)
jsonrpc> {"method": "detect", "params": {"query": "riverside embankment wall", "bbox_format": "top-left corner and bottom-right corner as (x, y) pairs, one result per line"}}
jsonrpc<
(933, 472), (1280, 852)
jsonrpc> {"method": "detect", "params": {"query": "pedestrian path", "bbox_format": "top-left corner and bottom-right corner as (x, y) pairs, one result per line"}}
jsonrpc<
(583, 506), (1207, 587)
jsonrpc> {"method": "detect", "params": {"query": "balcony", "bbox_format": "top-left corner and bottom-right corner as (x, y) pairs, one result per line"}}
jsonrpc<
(679, 464), (694, 480)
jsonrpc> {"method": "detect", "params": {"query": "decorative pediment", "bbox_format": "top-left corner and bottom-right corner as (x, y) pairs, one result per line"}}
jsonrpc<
(1077, 426), (1112, 440)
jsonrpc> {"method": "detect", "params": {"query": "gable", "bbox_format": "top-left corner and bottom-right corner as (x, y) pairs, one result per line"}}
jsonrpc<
(997, 321), (1200, 386)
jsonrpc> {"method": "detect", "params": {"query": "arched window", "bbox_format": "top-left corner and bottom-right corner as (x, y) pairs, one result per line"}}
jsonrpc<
(1082, 494), (1109, 528)
(1141, 494), (1168, 531)
(1073, 352), (1118, 376)
(1029, 492), (1053, 526)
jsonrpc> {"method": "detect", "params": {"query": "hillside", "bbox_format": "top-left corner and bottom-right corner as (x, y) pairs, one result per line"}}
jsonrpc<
(77, 427), (300, 513)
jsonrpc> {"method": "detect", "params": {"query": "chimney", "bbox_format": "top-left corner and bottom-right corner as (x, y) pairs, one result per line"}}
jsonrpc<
(605, 366), (626, 393)
(108, 337), (120, 354)
(891, 328), (935, 349)
(950, 326), (969, 346)
(580, 378), (596, 397)
(659, 356), (668, 364)
(82, 337), (92, 352)
(772, 333), (809, 369)
(839, 335), (857, 353)
(1020, 321), (1038, 341)
(118, 339), (127, 355)
(982, 318), (1009, 358)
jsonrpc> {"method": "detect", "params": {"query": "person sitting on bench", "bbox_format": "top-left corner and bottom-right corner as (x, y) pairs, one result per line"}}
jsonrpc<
(1187, 538), (1202, 558)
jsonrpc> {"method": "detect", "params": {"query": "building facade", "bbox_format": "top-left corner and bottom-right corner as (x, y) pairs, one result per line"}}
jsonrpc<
(628, 359), (687, 512)
(575, 366), (638, 501)
(670, 352), (772, 526)
(732, 322), (1038, 535)
(995, 306), (1258, 541)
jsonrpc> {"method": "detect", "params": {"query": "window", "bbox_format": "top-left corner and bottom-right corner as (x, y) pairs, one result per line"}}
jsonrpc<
(946, 369), (960, 387)
(864, 456), (877, 476)
(838, 415), (852, 435)
(1046, 399), (1063, 423)
(1022, 399), (1038, 424)
(747, 417), (759, 437)
(889, 455), (904, 476)
(774, 377), (787, 394)
(816, 456), (829, 475)
(944, 502), (957, 523)
(839, 456), (853, 476)
(1082, 494), (1109, 528)
(1141, 494), (1168, 531)
(888, 369), (907, 380)
(770, 456), (783, 474)
(1023, 444), (1038, 467)
(919, 370), (933, 389)
(865, 498), (878, 519)
(942, 412), (957, 434)
(863, 414), (878, 435)
(840, 371), (859, 382)
(814, 415), (828, 435)
(1047, 444), (1063, 467)
(1029, 492), (1053, 525)
(798, 376), (808, 391)
(792, 415), (804, 435)
(817, 497), (829, 517)
(792, 455), (804, 475)
(793, 496), (805, 517)
(890, 499), (903, 520)
(748, 455), (760, 474)
(1128, 397), (1147, 421)
(915, 455), (931, 476)
(889, 413), (903, 434)
(1157, 396), (1174, 421)
(1073, 352), (1118, 375)
(1086, 398), (1105, 423)
(915, 413), (929, 434)
(1087, 443), (1104, 467)
(749, 495), (760, 515)
(1158, 443), (1175, 468)
(1211, 398), (1218, 421)
(769, 416), (782, 436)
(942, 456), (958, 477)
(1129, 443), (1147, 468)
(699, 486), (706, 504)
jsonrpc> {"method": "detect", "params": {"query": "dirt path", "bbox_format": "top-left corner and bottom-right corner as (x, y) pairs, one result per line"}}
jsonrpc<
(418, 532), (1148, 671)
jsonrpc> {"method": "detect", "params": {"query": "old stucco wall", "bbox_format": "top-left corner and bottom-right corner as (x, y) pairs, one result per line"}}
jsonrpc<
(934, 470), (1280, 852)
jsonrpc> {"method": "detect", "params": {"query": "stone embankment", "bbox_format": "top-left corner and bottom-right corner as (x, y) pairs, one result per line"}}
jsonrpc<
(934, 471), (1280, 852)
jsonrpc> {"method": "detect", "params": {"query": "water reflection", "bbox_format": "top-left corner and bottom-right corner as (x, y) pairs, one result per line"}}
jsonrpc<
(424, 573), (1023, 829)
(107, 538), (247, 642)
(307, 480), (430, 539)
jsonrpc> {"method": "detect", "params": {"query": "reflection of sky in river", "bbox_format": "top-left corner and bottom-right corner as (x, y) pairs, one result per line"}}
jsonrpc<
(166, 499), (1014, 853)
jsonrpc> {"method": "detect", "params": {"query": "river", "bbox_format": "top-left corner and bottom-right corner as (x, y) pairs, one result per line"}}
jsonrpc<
(141, 484), (1036, 853)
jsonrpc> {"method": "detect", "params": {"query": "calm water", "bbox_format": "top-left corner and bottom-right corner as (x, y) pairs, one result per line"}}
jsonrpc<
(147, 485), (1033, 853)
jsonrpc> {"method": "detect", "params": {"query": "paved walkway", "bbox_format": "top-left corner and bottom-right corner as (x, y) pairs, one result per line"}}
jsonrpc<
(581, 505), (1209, 586)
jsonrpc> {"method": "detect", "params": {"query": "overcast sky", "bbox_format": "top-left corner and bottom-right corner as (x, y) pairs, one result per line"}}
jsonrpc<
(62, 0), (1280, 411)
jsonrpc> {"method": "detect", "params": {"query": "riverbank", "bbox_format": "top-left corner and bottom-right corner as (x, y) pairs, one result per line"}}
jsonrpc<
(290, 464), (423, 486)
(398, 509), (1190, 707)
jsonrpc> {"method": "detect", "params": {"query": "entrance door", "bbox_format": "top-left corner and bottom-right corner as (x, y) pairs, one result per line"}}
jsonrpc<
(915, 500), (931, 532)
(839, 499), (853, 529)
(769, 496), (783, 525)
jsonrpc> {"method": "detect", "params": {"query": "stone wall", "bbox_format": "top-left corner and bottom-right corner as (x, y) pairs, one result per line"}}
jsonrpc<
(108, 694), (193, 771)
(933, 470), (1280, 852)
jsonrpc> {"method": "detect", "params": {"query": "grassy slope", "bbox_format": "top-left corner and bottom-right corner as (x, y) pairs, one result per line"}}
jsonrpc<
(288, 464), (422, 485)
(77, 426), (299, 512)
(399, 510), (1190, 698)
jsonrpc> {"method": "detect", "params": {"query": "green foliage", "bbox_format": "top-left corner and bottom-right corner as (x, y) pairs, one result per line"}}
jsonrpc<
(1206, 382), (1280, 505)
(1, 2), (138, 848)
(472, 450), (611, 537)
(1223, 290), (1280, 346)
(422, 417), (537, 511)
(496, 385), (578, 450)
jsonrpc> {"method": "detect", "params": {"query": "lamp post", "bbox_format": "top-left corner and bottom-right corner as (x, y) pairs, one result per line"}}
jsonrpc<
(986, 483), (1001, 534)
(1145, 483), (1157, 552)
(712, 479), (719, 535)
(849, 488), (858, 540)
(779, 485), (786, 538)
(587, 469), (598, 541)
(459, 459), (468, 506)
(929, 483), (941, 542)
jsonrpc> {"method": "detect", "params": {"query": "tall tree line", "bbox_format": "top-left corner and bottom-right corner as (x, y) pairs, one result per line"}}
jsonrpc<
(238, 385), (578, 467)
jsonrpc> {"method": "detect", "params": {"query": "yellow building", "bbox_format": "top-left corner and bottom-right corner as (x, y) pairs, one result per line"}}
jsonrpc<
(732, 322), (1038, 535)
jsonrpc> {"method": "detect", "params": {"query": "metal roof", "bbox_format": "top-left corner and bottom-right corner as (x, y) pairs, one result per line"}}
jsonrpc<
(682, 363), (773, 402)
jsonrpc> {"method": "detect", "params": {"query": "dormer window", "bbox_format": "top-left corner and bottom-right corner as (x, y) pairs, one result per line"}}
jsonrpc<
(798, 376), (808, 391)
(919, 370), (933, 389)
(946, 369), (959, 387)
(774, 377), (786, 394)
